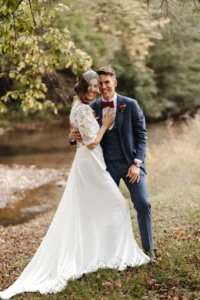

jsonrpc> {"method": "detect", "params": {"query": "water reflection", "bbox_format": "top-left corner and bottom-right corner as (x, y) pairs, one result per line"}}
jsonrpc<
(0, 183), (64, 226)
(0, 124), (76, 168)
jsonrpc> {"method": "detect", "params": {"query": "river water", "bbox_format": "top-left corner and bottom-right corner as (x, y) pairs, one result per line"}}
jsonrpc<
(0, 123), (75, 168)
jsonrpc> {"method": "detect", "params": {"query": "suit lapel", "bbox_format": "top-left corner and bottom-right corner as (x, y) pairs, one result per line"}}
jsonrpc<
(116, 94), (125, 132)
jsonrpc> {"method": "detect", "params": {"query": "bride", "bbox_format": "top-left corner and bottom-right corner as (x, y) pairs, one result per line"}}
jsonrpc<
(0, 70), (149, 299)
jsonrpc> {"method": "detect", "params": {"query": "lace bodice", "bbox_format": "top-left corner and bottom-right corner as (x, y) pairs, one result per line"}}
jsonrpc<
(70, 100), (100, 148)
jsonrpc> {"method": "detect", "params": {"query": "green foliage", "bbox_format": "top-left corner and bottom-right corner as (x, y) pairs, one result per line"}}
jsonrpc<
(147, 13), (200, 118)
(110, 49), (161, 118)
(56, 0), (164, 69)
(1, 0), (199, 119)
(0, 0), (92, 113)
(148, 0), (200, 28)
(53, 0), (170, 119)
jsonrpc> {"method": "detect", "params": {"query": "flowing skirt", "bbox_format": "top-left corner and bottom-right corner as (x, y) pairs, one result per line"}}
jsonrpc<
(0, 145), (149, 299)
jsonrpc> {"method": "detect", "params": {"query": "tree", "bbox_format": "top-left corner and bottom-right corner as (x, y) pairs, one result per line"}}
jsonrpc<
(146, 14), (200, 119)
(59, 0), (166, 69)
(0, 0), (92, 113)
(148, 0), (200, 25)
(55, 0), (167, 119)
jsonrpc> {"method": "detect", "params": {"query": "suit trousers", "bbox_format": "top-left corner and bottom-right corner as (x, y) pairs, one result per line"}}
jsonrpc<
(105, 158), (154, 251)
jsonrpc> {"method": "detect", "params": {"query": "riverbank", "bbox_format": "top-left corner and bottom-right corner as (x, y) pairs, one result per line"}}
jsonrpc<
(0, 164), (66, 209)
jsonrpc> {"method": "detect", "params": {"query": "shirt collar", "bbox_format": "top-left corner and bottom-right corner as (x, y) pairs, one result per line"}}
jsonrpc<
(102, 93), (117, 106)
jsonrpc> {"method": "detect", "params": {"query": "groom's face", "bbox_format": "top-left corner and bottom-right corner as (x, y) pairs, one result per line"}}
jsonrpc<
(99, 74), (117, 101)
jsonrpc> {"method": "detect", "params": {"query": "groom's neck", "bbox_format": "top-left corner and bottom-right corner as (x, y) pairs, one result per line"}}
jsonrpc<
(102, 92), (115, 101)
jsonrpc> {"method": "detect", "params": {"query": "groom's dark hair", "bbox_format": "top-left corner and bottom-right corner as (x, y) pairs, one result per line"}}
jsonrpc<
(96, 67), (116, 79)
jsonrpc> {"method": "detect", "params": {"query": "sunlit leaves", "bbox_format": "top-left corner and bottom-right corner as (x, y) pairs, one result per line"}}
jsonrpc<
(0, 0), (92, 113)
(3, 0), (19, 11)
(1, 91), (19, 102)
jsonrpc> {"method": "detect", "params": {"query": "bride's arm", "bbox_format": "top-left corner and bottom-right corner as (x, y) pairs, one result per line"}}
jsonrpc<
(75, 105), (115, 150)
(86, 110), (114, 150)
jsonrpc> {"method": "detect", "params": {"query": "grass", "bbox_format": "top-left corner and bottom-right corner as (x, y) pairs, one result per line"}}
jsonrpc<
(1, 116), (200, 300)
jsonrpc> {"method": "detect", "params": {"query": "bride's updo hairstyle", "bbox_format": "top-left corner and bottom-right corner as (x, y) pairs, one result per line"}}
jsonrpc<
(74, 70), (99, 104)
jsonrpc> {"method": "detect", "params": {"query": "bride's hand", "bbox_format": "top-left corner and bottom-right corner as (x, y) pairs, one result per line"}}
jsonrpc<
(102, 108), (115, 128)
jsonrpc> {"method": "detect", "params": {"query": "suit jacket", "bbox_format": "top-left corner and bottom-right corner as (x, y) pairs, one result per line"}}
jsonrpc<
(90, 94), (147, 173)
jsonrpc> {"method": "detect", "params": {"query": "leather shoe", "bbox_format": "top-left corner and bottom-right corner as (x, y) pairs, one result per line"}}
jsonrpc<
(144, 249), (158, 264)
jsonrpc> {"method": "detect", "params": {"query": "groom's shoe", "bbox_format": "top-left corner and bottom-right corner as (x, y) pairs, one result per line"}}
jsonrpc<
(145, 249), (158, 264)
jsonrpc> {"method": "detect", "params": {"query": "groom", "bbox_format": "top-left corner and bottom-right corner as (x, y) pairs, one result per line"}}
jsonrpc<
(70, 67), (156, 262)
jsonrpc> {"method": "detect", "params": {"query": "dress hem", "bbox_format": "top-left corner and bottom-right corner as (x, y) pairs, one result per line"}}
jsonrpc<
(0, 256), (149, 299)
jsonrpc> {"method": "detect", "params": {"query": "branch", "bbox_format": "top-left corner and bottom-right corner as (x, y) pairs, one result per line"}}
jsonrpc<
(12, 12), (17, 43)
(148, 0), (200, 14)
(181, 0), (187, 15)
(47, 69), (71, 105)
(12, 0), (24, 13)
(27, 0), (37, 28)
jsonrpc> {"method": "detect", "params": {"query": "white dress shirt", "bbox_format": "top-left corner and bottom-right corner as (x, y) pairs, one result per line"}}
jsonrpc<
(101, 93), (117, 130)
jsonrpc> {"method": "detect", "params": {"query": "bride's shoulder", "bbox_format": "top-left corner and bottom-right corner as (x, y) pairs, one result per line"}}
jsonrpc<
(71, 100), (92, 119)
(73, 100), (92, 113)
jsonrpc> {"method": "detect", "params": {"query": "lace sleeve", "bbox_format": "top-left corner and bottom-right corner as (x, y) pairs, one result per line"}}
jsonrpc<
(75, 105), (98, 145)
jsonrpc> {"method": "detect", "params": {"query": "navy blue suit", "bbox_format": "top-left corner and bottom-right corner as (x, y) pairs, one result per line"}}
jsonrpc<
(90, 94), (153, 250)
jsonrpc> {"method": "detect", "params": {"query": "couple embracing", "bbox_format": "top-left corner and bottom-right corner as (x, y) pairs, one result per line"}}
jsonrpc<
(0, 67), (156, 299)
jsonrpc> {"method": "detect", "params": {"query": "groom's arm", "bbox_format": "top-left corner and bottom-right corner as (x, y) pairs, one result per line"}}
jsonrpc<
(69, 122), (82, 144)
(126, 100), (147, 184)
(131, 100), (147, 163)
(69, 128), (82, 144)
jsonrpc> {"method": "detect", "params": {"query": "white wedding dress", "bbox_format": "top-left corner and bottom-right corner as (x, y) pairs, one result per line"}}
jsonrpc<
(0, 100), (149, 299)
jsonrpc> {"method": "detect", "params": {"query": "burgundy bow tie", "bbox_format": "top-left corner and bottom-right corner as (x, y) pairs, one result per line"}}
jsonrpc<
(101, 101), (114, 108)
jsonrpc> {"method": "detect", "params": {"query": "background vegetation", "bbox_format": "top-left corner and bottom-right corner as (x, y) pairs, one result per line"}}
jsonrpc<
(0, 0), (199, 120)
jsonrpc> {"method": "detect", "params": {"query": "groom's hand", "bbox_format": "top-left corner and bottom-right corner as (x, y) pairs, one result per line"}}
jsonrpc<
(69, 125), (82, 142)
(126, 165), (140, 184)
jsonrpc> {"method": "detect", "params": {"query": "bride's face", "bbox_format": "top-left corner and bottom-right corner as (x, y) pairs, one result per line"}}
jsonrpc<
(85, 78), (99, 103)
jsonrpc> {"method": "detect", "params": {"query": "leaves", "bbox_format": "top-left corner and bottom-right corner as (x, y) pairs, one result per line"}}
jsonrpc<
(0, 0), (92, 113)
(63, 0), (166, 70)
